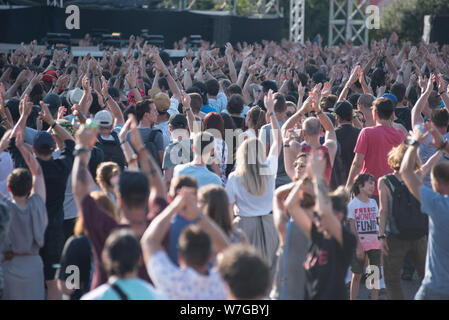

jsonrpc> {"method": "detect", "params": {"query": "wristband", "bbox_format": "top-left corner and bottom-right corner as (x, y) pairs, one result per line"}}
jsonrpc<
(105, 96), (111, 103)
(316, 110), (323, 116)
(50, 122), (57, 129)
(184, 107), (192, 112)
(377, 235), (386, 240)
(283, 144), (290, 148)
(194, 212), (204, 223)
(73, 147), (89, 156)
(269, 112), (275, 116)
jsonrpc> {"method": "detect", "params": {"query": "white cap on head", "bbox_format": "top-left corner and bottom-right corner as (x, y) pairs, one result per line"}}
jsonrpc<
(94, 110), (113, 127)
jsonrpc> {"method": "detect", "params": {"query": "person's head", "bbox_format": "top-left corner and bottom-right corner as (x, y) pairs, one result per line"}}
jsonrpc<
(188, 93), (203, 115)
(285, 101), (296, 118)
(221, 112), (237, 130)
(102, 229), (142, 278)
(430, 162), (449, 195)
(329, 186), (350, 222)
(430, 108), (449, 129)
(261, 80), (278, 95)
(192, 131), (215, 162)
(351, 173), (376, 197)
(96, 161), (121, 190)
(205, 79), (220, 97)
(382, 93), (398, 108)
(320, 95), (337, 112)
(388, 143), (421, 172)
(203, 112), (224, 138)
(198, 185), (232, 235)
(302, 117), (321, 142)
(219, 79), (231, 93)
(273, 92), (286, 114)
(227, 84), (243, 96)
(135, 99), (157, 125)
(245, 106), (266, 135)
(372, 97), (394, 121)
(33, 131), (56, 158)
(227, 94), (245, 115)
(249, 83), (262, 102)
(153, 92), (170, 116)
(43, 93), (61, 118)
(218, 244), (270, 300)
(7, 168), (32, 198)
(118, 171), (149, 211)
(312, 71), (326, 86)
(235, 138), (268, 196)
(94, 110), (114, 136)
(158, 77), (169, 92)
(90, 190), (120, 221)
(357, 94), (374, 111)
(169, 175), (198, 201)
(293, 152), (309, 181)
(428, 91), (441, 109)
(391, 83), (406, 104)
(169, 113), (188, 134)
(334, 101), (354, 123)
(178, 225), (212, 270)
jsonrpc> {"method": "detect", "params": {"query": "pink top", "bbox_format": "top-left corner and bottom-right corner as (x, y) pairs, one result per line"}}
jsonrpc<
(354, 125), (405, 195)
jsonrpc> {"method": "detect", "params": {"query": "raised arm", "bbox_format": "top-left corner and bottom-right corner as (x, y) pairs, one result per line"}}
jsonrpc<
(39, 101), (74, 142)
(101, 76), (124, 126)
(284, 181), (312, 240)
(338, 65), (360, 103)
(225, 43), (237, 83)
(264, 89), (282, 158)
(411, 74), (435, 128)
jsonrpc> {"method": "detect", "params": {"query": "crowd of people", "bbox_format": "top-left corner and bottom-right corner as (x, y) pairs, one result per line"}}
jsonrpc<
(0, 32), (448, 300)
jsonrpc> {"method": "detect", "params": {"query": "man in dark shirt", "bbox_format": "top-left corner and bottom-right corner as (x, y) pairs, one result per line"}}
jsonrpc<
(72, 116), (167, 290)
(391, 83), (412, 131)
(334, 101), (361, 184)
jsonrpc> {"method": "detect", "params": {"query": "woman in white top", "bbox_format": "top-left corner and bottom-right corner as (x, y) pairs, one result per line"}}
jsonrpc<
(240, 106), (266, 141)
(225, 90), (281, 270)
(203, 112), (228, 185)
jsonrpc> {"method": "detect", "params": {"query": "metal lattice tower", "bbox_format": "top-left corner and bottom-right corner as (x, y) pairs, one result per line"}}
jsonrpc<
(328, 0), (369, 46)
(289, 0), (305, 43)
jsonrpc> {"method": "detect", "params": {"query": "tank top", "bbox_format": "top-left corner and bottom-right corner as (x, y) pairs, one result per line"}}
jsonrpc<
(300, 144), (332, 186)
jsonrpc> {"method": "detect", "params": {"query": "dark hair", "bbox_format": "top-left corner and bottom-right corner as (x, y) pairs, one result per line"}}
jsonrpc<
(7, 168), (33, 197)
(218, 244), (270, 299)
(198, 185), (232, 235)
(158, 77), (169, 91)
(169, 175), (198, 198)
(430, 109), (449, 128)
(135, 99), (152, 123)
(203, 112), (224, 138)
(348, 93), (361, 109)
(246, 106), (266, 137)
(261, 80), (277, 94)
(227, 84), (242, 96)
(193, 131), (215, 156)
(373, 97), (394, 120)
(305, 64), (318, 78)
(119, 171), (149, 209)
(320, 95), (337, 112)
(351, 173), (376, 196)
(330, 186), (349, 218)
(432, 162), (449, 186)
(391, 83), (406, 103)
(188, 93), (203, 114)
(297, 72), (308, 86)
(370, 68), (386, 92)
(227, 94), (245, 115)
(159, 50), (170, 66)
(273, 92), (286, 113)
(89, 92), (103, 115)
(205, 79), (220, 96)
(103, 229), (141, 277)
(178, 225), (211, 268)
(312, 71), (326, 84)
(221, 112), (237, 130)
(123, 104), (136, 120)
(192, 81), (208, 105)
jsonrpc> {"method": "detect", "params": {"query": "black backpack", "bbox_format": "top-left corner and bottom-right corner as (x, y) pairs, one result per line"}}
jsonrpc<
(144, 129), (163, 169)
(384, 174), (428, 240)
(96, 131), (126, 170)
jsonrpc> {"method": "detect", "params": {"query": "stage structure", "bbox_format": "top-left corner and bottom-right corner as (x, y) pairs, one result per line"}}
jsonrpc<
(289, 0), (369, 46)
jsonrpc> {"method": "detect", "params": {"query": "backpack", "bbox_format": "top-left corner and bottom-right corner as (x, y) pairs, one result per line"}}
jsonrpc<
(383, 174), (428, 240)
(96, 131), (126, 170)
(144, 129), (163, 169)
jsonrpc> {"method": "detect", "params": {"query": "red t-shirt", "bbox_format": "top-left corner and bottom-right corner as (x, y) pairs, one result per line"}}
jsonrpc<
(354, 125), (405, 195)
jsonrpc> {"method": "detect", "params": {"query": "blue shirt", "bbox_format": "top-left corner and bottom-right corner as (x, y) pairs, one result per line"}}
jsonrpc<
(173, 163), (222, 188)
(201, 105), (218, 114)
(167, 214), (195, 265)
(420, 186), (449, 294)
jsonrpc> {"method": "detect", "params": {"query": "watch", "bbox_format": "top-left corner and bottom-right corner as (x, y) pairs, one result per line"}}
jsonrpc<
(406, 139), (419, 147)
(377, 235), (386, 240)
(439, 138), (448, 151)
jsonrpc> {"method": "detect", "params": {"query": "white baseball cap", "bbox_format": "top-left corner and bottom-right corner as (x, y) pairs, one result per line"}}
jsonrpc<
(94, 110), (113, 127)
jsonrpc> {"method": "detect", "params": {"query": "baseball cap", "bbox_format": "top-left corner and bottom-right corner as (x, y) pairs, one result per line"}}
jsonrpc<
(148, 88), (161, 99)
(43, 93), (61, 115)
(333, 101), (353, 121)
(382, 93), (398, 106)
(169, 113), (188, 130)
(33, 131), (55, 150)
(42, 70), (58, 83)
(67, 88), (84, 106)
(108, 87), (120, 99)
(153, 92), (170, 113)
(94, 110), (113, 127)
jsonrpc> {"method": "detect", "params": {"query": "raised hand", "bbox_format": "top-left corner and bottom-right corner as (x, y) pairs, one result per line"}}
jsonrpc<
(75, 123), (98, 149)
(101, 75), (109, 99)
(264, 89), (276, 114)
(39, 100), (55, 124)
(225, 42), (234, 56)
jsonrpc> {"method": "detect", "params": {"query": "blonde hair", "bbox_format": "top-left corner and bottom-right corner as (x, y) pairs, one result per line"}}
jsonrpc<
(234, 138), (269, 196)
(388, 143), (421, 171)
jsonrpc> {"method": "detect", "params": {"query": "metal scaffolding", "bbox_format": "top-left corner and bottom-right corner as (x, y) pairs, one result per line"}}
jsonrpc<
(289, 0), (305, 43)
(328, 0), (369, 46)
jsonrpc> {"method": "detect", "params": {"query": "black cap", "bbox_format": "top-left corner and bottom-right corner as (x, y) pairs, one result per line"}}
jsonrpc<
(43, 93), (61, 116)
(108, 87), (120, 99)
(334, 101), (353, 121)
(33, 131), (56, 150)
(169, 113), (188, 130)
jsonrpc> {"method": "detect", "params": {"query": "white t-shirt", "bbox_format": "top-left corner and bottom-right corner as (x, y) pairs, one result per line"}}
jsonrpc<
(347, 197), (380, 251)
(0, 151), (13, 199)
(225, 154), (278, 217)
(147, 251), (227, 300)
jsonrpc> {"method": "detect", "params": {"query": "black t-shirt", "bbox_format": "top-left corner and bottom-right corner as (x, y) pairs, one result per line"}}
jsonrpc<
(38, 139), (75, 227)
(335, 124), (360, 181)
(304, 222), (356, 300)
(57, 235), (92, 300)
(230, 116), (245, 130)
(395, 107), (412, 132)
